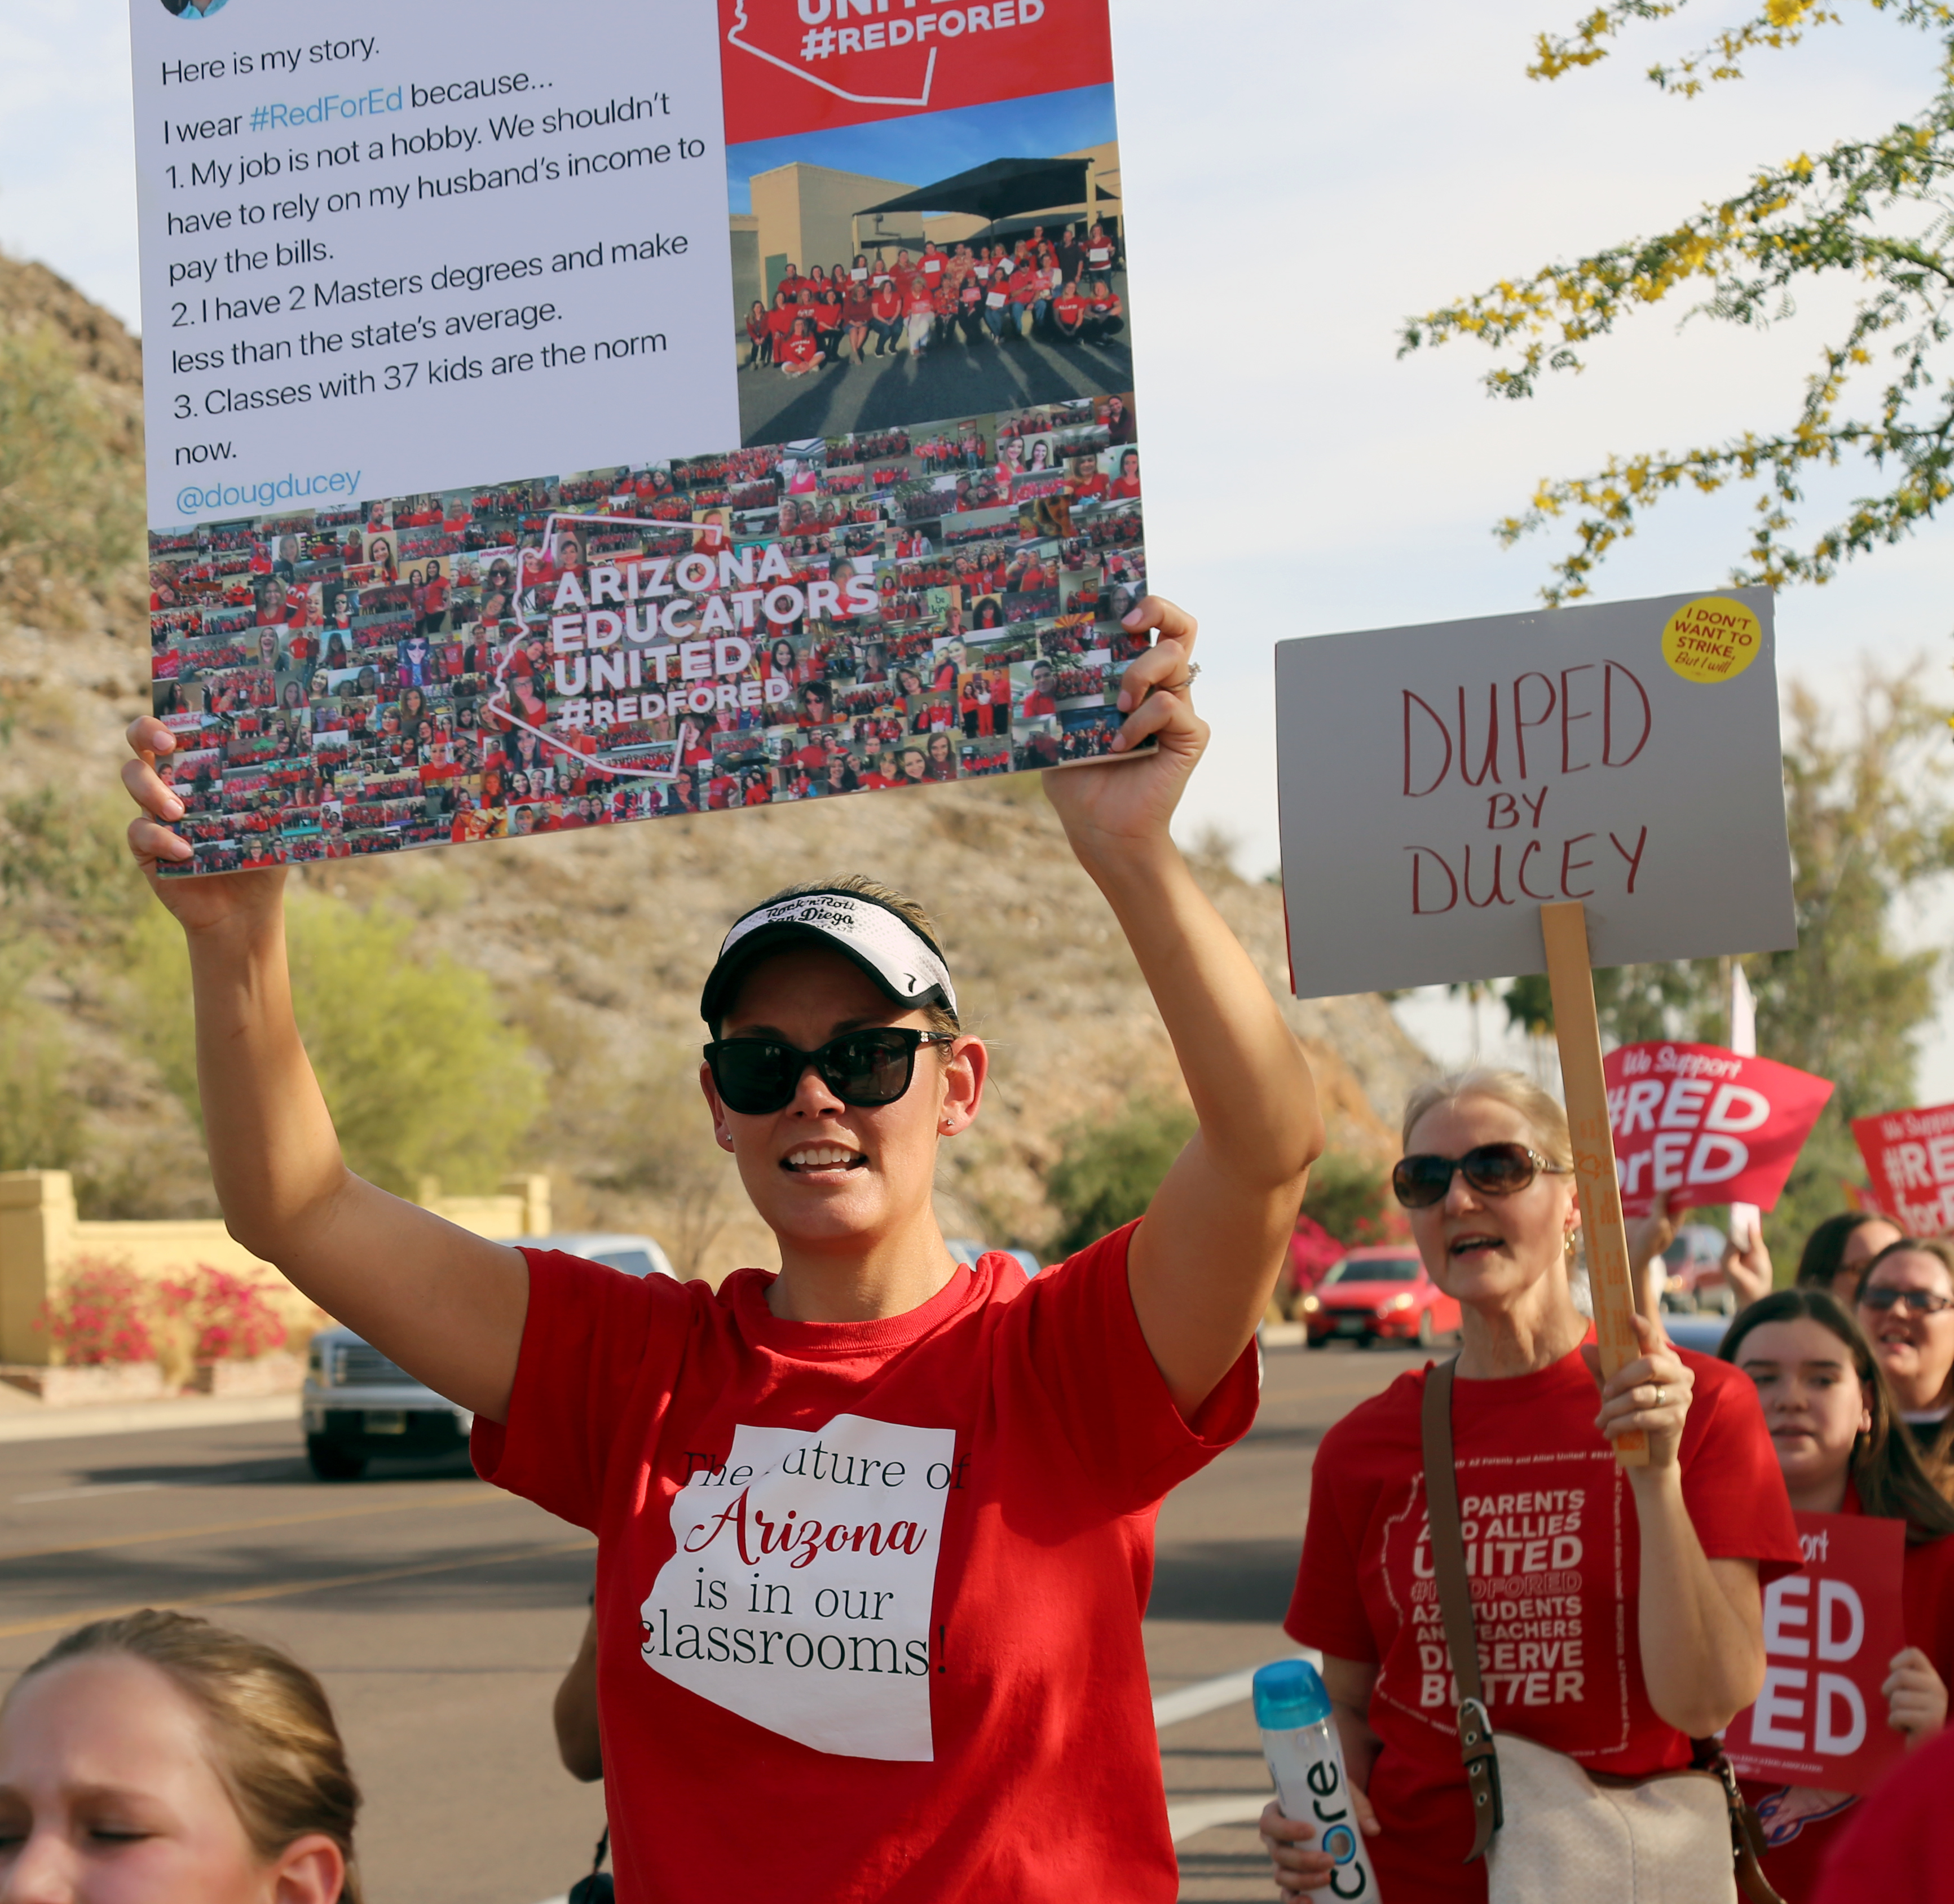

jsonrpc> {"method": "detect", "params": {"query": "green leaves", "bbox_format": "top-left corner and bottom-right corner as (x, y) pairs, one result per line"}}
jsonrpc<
(1043, 1095), (1196, 1259)
(1409, 1), (1954, 599)
(0, 324), (144, 622)
(127, 895), (545, 1198)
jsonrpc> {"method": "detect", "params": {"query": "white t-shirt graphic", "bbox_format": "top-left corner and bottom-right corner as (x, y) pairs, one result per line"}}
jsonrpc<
(641, 1412), (955, 1760)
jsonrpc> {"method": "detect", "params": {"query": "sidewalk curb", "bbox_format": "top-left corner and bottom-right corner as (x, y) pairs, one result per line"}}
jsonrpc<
(0, 1397), (298, 1446)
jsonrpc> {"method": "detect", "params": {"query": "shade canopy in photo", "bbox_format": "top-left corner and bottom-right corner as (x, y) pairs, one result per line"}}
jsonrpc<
(856, 157), (1094, 227)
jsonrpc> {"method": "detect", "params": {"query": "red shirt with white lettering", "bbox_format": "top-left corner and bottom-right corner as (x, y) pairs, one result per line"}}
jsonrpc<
(473, 1224), (1255, 1902)
(1286, 1347), (1799, 1904)
(1744, 1482), (1954, 1902)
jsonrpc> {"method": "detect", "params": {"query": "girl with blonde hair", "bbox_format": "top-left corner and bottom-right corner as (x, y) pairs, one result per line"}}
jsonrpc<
(0, 1608), (360, 1902)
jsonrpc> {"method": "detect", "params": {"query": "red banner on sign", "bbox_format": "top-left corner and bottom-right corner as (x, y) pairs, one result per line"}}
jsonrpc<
(1603, 1041), (1833, 1220)
(717, 0), (1115, 145)
(1724, 1511), (1904, 1796)
(1851, 1102), (1954, 1237)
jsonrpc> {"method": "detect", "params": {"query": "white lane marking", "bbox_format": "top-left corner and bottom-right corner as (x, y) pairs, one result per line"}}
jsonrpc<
(13, 1482), (164, 1505)
(1152, 1650), (1317, 1731)
(1168, 1793), (1273, 1843)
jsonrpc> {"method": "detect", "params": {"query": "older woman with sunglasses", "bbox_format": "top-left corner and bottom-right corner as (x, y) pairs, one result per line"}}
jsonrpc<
(1858, 1239), (1954, 1490)
(115, 597), (1320, 1904)
(1263, 1068), (1799, 1903)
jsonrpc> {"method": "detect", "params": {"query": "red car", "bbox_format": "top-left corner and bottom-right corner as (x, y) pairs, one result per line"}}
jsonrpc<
(1301, 1246), (1461, 1350)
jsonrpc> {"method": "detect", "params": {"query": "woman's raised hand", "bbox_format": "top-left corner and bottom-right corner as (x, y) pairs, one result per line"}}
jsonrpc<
(121, 714), (285, 931)
(1884, 1646), (1948, 1748)
(1582, 1312), (1695, 1469)
(1721, 1220), (1775, 1310)
(1040, 595), (1205, 856)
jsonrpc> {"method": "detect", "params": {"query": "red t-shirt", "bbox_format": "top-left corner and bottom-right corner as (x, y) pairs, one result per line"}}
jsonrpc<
(779, 335), (819, 367)
(1020, 690), (1058, 718)
(473, 1227), (1255, 1902)
(766, 307), (798, 338)
(1287, 1348), (1801, 1904)
(1814, 1720), (1954, 1900)
(1745, 1482), (1954, 1902)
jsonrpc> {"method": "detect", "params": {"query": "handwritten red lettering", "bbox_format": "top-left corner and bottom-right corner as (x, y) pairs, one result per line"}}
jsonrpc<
(1513, 673), (1556, 780)
(1608, 826), (1648, 894)
(1463, 843), (1514, 909)
(1560, 664), (1595, 773)
(1457, 683), (1502, 788)
(1403, 692), (1452, 797)
(1560, 833), (1596, 900)
(1409, 845), (1459, 914)
(1603, 661), (1651, 766)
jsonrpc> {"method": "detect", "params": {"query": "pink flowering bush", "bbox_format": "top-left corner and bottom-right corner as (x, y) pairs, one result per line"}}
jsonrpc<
(156, 1265), (288, 1363)
(36, 1258), (157, 1365)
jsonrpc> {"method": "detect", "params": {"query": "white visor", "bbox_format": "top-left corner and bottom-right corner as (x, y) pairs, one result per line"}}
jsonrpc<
(700, 890), (958, 1027)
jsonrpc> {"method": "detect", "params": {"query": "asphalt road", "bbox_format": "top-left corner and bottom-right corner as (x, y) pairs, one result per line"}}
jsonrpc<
(0, 1337), (1410, 1903)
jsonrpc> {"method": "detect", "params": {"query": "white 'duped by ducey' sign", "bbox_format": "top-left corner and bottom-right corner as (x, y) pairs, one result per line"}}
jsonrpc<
(1275, 588), (1797, 1000)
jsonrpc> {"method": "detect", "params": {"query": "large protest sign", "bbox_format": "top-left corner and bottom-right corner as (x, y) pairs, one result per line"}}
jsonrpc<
(131, 0), (1148, 873)
(1852, 1102), (1954, 1237)
(1274, 589), (1796, 1000)
(1724, 1511), (1906, 1799)
(1604, 1041), (1833, 1220)
(1277, 589), (1799, 1461)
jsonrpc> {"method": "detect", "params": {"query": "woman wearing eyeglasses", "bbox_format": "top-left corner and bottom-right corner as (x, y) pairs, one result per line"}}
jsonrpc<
(1262, 1067), (1801, 1903)
(1857, 1239), (1954, 1490)
(115, 595), (1320, 1904)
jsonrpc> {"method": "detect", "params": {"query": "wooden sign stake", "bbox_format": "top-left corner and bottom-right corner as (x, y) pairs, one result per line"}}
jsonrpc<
(1540, 900), (1649, 1468)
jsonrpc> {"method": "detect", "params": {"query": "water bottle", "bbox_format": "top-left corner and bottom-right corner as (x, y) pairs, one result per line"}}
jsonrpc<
(1253, 1658), (1378, 1899)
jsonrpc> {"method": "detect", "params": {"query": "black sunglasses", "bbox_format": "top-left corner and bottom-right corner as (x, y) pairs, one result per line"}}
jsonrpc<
(1858, 1287), (1954, 1316)
(704, 1028), (957, 1116)
(1391, 1142), (1571, 1209)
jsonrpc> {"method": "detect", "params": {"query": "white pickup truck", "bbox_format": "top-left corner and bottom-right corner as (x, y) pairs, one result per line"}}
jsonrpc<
(299, 1231), (676, 1480)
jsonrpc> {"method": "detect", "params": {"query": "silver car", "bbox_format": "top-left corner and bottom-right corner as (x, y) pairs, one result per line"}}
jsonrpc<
(301, 1231), (676, 1480)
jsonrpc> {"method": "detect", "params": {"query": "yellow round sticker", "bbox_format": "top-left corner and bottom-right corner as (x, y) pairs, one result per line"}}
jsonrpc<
(1660, 595), (1762, 684)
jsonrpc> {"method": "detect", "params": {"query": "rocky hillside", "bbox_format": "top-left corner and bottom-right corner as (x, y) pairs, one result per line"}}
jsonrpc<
(0, 254), (1433, 1280)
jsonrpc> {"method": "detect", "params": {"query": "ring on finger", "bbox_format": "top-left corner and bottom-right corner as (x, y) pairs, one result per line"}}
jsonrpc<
(1653, 1384), (1666, 1408)
(1160, 662), (1201, 693)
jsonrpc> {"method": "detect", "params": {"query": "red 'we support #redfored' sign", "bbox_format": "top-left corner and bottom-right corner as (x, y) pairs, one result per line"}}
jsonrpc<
(1723, 1511), (1905, 1797)
(1602, 1041), (1833, 1220)
(1852, 1102), (1954, 1238)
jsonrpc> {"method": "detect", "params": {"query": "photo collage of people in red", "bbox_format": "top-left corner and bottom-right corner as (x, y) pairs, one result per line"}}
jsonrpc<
(145, 394), (1144, 872)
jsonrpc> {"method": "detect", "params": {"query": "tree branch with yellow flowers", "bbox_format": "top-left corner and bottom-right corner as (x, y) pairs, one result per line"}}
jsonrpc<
(1401, 0), (1954, 602)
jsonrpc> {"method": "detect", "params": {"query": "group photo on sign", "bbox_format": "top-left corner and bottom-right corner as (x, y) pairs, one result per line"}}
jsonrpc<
(6, 0), (1954, 1900)
(143, 387), (1147, 868)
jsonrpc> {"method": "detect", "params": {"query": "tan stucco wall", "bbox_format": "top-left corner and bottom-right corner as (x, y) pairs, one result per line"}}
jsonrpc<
(0, 1171), (551, 1364)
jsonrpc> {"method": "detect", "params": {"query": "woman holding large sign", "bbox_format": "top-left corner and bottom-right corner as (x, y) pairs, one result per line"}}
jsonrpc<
(1263, 1068), (1800, 1901)
(117, 599), (1319, 1903)
(1721, 1288), (1954, 1901)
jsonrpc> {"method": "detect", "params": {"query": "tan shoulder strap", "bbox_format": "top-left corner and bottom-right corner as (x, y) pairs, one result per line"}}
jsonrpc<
(1419, 1358), (1502, 1862)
